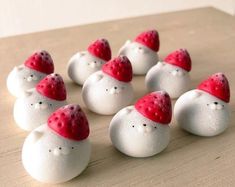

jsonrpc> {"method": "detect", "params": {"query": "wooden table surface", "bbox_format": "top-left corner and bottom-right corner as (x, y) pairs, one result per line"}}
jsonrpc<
(0, 7), (235, 187)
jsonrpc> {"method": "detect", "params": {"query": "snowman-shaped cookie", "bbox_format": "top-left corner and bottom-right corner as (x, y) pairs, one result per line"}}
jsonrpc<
(119, 30), (159, 75)
(22, 104), (91, 184)
(67, 38), (111, 85)
(7, 50), (54, 97)
(14, 73), (67, 131)
(82, 55), (133, 115)
(146, 49), (192, 99)
(109, 91), (172, 157)
(174, 73), (230, 136)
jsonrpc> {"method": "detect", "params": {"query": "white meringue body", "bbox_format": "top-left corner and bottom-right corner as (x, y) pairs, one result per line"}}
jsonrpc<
(14, 89), (67, 131)
(82, 71), (133, 115)
(22, 124), (91, 184)
(67, 51), (106, 85)
(109, 106), (170, 157)
(119, 41), (158, 75)
(145, 62), (191, 99)
(7, 65), (47, 97)
(174, 89), (230, 136)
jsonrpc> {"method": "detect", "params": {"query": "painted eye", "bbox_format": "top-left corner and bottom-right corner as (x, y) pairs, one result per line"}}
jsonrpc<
(106, 89), (108, 91)
(49, 149), (51, 152)
(71, 147), (74, 149)
(143, 124), (147, 127)
(59, 147), (62, 150)
(31, 104), (33, 106)
(50, 104), (52, 106)
(132, 125), (134, 128)
(154, 126), (157, 129)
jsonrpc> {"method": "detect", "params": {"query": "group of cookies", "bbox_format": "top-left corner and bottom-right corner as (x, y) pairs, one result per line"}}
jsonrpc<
(6, 29), (231, 184)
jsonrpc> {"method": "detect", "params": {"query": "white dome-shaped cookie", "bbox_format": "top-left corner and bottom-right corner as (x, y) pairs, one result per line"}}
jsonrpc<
(174, 73), (230, 136)
(146, 49), (192, 99)
(67, 38), (111, 85)
(109, 91), (172, 157)
(82, 56), (133, 115)
(14, 73), (67, 131)
(22, 104), (91, 184)
(118, 30), (159, 75)
(7, 50), (54, 97)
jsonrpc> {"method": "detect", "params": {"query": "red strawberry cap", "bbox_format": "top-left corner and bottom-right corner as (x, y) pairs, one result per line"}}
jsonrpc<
(24, 50), (54, 74)
(48, 104), (89, 141)
(134, 30), (160, 52)
(164, 49), (192, 72)
(135, 91), (172, 124)
(197, 73), (230, 103)
(36, 73), (66, 101)
(102, 55), (132, 82)
(87, 38), (111, 61)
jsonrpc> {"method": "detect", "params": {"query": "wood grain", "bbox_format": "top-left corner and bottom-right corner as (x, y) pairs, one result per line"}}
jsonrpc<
(0, 7), (235, 186)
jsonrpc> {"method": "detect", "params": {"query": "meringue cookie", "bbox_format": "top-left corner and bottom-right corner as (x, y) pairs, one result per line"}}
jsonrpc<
(82, 56), (133, 115)
(174, 73), (231, 136)
(22, 104), (90, 184)
(7, 50), (54, 97)
(146, 49), (192, 99)
(119, 30), (159, 75)
(14, 73), (67, 131)
(67, 38), (111, 85)
(109, 91), (172, 157)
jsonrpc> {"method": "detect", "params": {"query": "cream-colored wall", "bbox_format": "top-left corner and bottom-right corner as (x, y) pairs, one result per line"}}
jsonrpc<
(0, 0), (234, 38)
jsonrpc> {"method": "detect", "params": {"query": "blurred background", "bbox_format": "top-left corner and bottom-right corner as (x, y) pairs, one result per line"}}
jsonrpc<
(0, 0), (234, 38)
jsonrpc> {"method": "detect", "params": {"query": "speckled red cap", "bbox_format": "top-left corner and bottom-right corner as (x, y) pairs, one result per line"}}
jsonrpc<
(135, 91), (172, 124)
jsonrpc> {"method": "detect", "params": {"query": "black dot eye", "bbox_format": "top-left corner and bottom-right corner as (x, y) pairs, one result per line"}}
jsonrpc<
(50, 104), (52, 106)
(114, 86), (117, 89)
(49, 149), (51, 152)
(106, 89), (108, 91)
(39, 101), (42, 104)
(154, 127), (157, 129)
(30, 74), (33, 77)
(71, 147), (74, 149)
(31, 104), (33, 106)
(132, 125), (134, 128)
(59, 147), (62, 150)
(207, 104), (209, 106)
(176, 69), (179, 72)
(143, 124), (147, 127)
